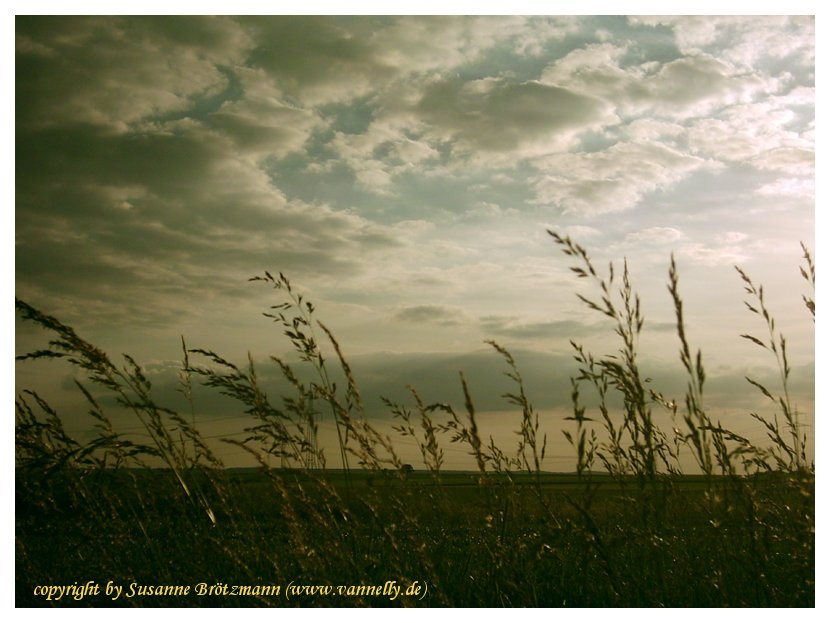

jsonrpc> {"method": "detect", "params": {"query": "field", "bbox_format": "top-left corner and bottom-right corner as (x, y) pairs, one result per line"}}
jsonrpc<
(15, 234), (815, 607)
(15, 468), (814, 607)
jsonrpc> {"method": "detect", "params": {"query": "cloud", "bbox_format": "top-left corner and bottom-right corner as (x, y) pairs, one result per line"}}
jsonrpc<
(647, 55), (781, 116)
(480, 316), (600, 340)
(542, 43), (784, 120)
(631, 16), (815, 69)
(623, 226), (685, 246)
(674, 243), (750, 268)
(508, 17), (581, 55)
(17, 343), (810, 469)
(242, 16), (581, 106)
(609, 226), (751, 269)
(756, 177), (815, 199)
(207, 67), (322, 159)
(532, 141), (712, 215)
(240, 17), (399, 106)
(619, 119), (686, 143)
(15, 118), (406, 330)
(346, 349), (579, 413)
(16, 16), (252, 130)
(416, 76), (614, 156)
(686, 101), (813, 164)
(326, 69), (617, 190)
(526, 37), (810, 215)
(715, 231), (749, 246)
(326, 117), (440, 193)
(15, 15), (814, 397)
(393, 305), (468, 326)
(751, 147), (815, 178)
(557, 225), (603, 240)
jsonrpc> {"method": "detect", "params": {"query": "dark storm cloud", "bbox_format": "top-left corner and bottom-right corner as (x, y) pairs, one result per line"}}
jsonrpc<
(133, 348), (580, 418)
(15, 13), (407, 329)
(18, 17), (493, 333)
(16, 16), (251, 129)
(15, 118), (403, 327)
(38, 347), (811, 453)
(240, 16), (399, 104)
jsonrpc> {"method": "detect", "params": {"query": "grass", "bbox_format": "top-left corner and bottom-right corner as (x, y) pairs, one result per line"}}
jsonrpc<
(15, 232), (815, 607)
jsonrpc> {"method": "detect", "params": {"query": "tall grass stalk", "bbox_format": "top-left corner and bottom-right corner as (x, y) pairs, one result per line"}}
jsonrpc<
(736, 265), (809, 471)
(14, 236), (814, 607)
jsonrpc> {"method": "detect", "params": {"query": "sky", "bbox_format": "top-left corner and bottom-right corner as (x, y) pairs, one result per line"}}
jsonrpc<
(13, 12), (816, 470)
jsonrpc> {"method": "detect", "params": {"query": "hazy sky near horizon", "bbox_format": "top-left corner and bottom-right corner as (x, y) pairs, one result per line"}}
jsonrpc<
(15, 15), (815, 467)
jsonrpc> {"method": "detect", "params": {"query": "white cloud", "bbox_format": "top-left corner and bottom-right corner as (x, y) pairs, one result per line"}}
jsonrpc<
(631, 16), (815, 69)
(676, 242), (749, 268)
(541, 41), (629, 83)
(756, 177), (815, 199)
(509, 17), (580, 55)
(532, 141), (713, 215)
(464, 202), (519, 219)
(542, 45), (784, 120)
(715, 231), (749, 245)
(624, 227), (686, 246)
(619, 119), (686, 143)
(686, 101), (812, 165)
(751, 147), (815, 178)
(558, 225), (603, 240)
(327, 117), (440, 193)
(207, 67), (322, 159)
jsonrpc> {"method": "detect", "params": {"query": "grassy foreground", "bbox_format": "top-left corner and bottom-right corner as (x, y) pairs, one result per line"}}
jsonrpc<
(15, 233), (815, 607)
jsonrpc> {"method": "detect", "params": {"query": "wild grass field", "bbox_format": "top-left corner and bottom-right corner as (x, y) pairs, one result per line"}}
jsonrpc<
(15, 232), (815, 607)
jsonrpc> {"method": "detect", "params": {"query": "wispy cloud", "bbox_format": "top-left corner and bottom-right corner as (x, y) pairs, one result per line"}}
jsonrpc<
(393, 305), (469, 326)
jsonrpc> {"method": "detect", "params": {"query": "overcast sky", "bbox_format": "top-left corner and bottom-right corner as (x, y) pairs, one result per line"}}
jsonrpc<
(14, 14), (815, 469)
